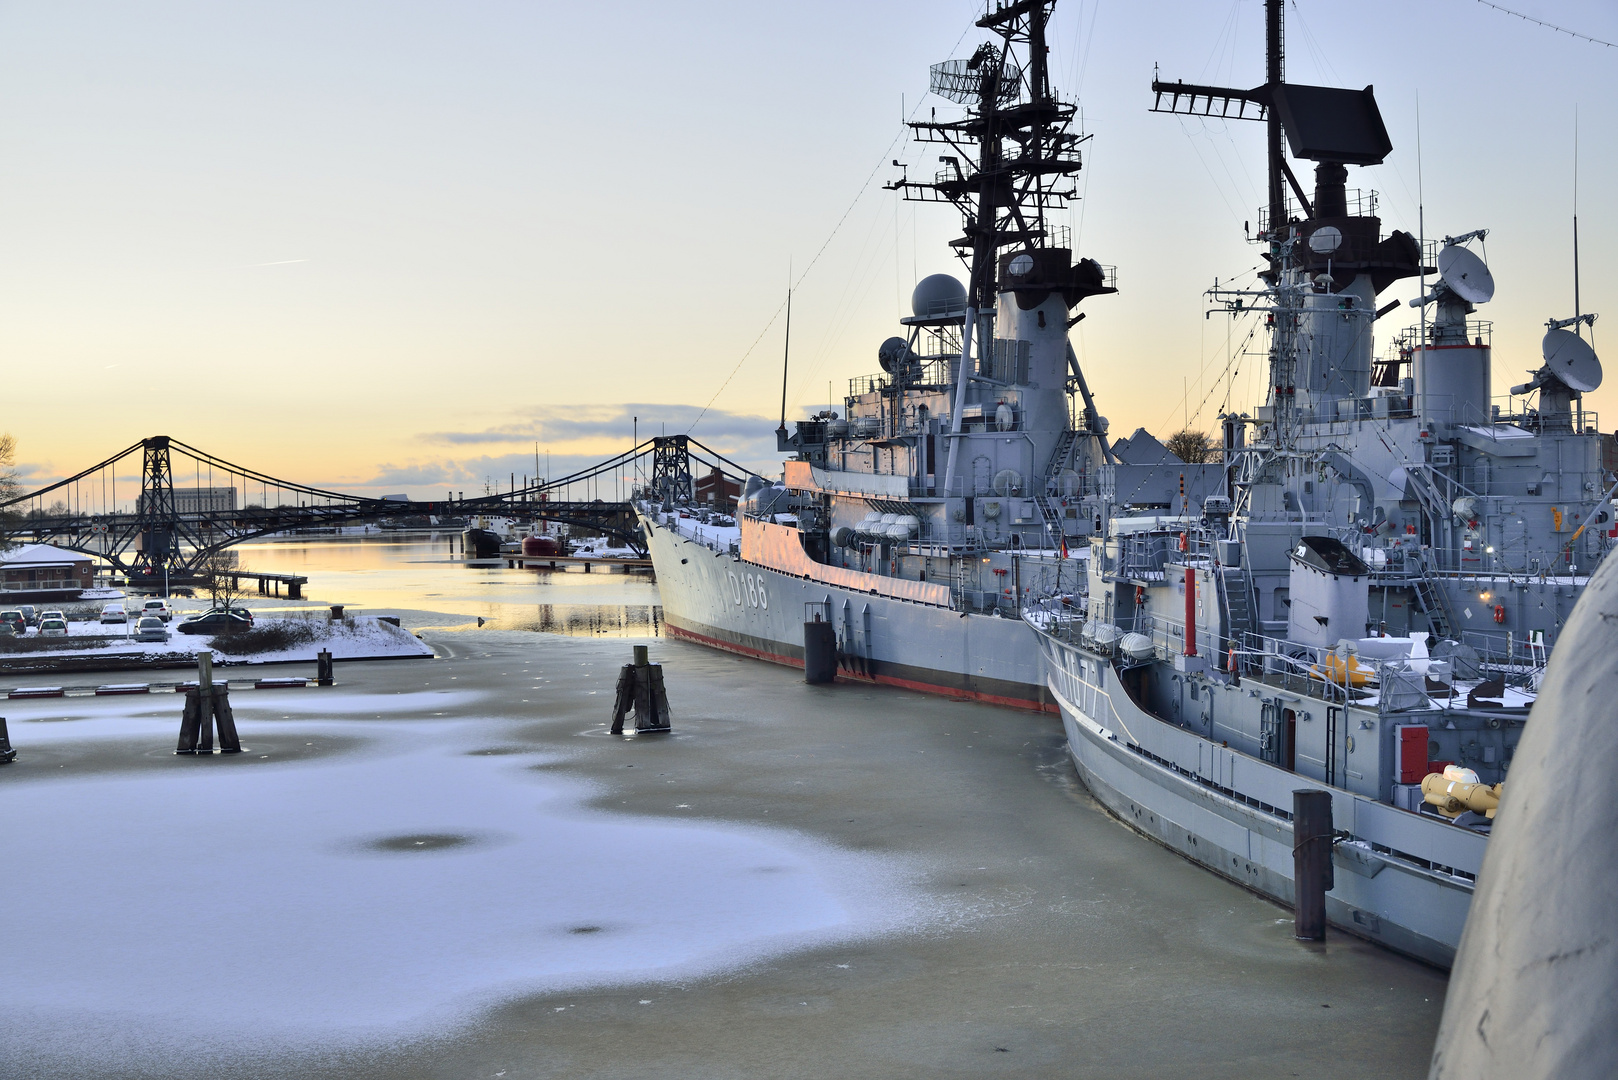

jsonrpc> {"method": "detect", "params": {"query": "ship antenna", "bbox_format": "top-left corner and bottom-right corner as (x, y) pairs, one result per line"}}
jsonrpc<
(1417, 92), (1426, 366)
(778, 272), (793, 431)
(1265, 0), (1285, 245)
(1574, 106), (1582, 333)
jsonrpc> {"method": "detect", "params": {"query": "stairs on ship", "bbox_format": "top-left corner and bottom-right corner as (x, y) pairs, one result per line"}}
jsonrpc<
(1220, 566), (1255, 641)
(1035, 429), (1080, 550)
(1412, 573), (1456, 640)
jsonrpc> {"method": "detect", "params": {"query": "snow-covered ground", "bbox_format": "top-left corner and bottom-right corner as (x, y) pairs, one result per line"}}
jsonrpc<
(0, 690), (924, 1068)
(0, 615), (431, 665)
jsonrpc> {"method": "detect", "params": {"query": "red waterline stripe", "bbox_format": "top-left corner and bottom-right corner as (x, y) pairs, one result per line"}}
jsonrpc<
(664, 622), (1055, 714)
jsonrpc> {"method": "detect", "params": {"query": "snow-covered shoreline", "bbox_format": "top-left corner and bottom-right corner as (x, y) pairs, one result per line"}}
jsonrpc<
(0, 615), (434, 672)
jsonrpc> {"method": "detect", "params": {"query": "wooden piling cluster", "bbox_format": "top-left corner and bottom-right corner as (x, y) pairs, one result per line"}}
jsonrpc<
(610, 644), (671, 733)
(176, 654), (242, 755)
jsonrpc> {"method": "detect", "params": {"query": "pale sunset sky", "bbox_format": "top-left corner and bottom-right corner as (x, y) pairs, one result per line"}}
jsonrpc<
(2, 0), (1615, 498)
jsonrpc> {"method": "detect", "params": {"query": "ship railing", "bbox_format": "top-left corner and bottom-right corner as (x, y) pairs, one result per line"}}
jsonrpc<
(1113, 529), (1214, 581)
(1457, 628), (1550, 690)
(1033, 598), (1454, 712)
(1258, 188), (1377, 235)
(1490, 394), (1602, 435)
(1417, 548), (1599, 577)
(1393, 320), (1493, 353)
(847, 357), (953, 400)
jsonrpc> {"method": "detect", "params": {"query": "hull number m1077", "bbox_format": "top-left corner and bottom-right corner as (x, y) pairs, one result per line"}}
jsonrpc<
(727, 570), (769, 610)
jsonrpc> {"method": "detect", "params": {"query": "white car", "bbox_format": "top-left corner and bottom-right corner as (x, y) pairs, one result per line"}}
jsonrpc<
(140, 599), (173, 622)
(133, 616), (169, 643)
(39, 609), (66, 624)
(100, 604), (128, 624)
(38, 617), (68, 637)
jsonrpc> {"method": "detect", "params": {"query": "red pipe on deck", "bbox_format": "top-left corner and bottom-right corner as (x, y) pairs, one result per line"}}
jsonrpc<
(1185, 565), (1197, 656)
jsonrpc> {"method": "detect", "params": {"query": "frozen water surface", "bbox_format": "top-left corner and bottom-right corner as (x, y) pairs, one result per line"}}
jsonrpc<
(0, 691), (924, 1065)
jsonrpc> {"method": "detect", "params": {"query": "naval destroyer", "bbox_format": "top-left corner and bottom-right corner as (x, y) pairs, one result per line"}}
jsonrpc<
(639, 0), (1214, 709)
(1025, 0), (1615, 967)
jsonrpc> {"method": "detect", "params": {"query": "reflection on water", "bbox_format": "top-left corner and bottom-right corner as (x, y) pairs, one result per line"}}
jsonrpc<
(427, 604), (663, 638)
(232, 532), (663, 638)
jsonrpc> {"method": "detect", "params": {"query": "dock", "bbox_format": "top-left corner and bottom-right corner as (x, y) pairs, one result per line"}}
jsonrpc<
(482, 554), (653, 572)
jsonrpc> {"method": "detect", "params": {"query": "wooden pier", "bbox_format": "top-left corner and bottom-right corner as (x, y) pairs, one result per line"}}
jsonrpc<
(498, 554), (652, 572)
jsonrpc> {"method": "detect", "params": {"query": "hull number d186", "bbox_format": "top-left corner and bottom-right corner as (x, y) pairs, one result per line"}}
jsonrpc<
(728, 570), (770, 610)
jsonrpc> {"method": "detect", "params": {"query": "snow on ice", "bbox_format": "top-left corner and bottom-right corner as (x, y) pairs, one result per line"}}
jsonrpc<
(0, 689), (925, 1069)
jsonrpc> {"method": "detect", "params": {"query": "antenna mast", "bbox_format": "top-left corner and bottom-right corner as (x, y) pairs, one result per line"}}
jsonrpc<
(1574, 108), (1582, 332)
(889, 0), (1103, 495)
(778, 285), (792, 429)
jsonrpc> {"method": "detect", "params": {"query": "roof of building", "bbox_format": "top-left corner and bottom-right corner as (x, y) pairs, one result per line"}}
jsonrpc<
(1111, 427), (1183, 466)
(0, 543), (93, 566)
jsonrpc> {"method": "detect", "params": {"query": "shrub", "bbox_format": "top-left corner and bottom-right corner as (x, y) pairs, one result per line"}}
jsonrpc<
(210, 621), (321, 655)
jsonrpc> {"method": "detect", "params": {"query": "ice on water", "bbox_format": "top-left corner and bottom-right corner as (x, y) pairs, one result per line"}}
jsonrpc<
(1, 692), (920, 1064)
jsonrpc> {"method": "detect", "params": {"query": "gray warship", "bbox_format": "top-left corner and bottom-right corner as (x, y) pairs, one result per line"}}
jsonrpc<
(639, 0), (1215, 709)
(1025, 0), (1615, 967)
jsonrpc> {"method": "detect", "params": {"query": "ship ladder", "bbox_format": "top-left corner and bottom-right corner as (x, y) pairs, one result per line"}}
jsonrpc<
(1218, 566), (1255, 670)
(1411, 572), (1456, 639)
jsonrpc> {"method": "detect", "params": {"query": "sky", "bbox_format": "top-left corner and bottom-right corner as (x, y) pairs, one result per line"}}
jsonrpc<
(1, 0), (1615, 499)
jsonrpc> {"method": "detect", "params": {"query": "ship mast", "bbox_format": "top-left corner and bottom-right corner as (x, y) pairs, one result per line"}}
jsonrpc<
(1151, 0), (1408, 501)
(889, 0), (1092, 495)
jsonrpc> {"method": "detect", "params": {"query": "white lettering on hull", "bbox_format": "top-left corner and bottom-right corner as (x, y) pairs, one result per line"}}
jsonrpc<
(725, 570), (770, 611)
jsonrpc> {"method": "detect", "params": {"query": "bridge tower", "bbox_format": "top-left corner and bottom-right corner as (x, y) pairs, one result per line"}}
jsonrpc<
(650, 435), (694, 505)
(133, 436), (186, 577)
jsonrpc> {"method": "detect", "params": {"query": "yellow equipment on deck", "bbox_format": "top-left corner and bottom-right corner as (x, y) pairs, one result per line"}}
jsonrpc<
(1314, 653), (1372, 687)
(1421, 765), (1503, 820)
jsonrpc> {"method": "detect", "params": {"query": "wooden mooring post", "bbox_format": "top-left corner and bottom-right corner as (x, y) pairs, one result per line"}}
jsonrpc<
(176, 653), (242, 755)
(1292, 789), (1334, 941)
(610, 644), (671, 733)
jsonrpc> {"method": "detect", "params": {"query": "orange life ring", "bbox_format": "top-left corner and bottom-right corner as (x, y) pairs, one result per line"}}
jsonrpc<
(1493, 604), (1506, 624)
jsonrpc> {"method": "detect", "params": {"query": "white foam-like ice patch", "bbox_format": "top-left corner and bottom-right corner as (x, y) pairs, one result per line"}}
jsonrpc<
(1, 699), (925, 1068)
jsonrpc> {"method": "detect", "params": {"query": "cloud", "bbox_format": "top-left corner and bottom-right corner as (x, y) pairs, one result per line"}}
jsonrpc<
(308, 403), (794, 500)
(422, 403), (783, 464)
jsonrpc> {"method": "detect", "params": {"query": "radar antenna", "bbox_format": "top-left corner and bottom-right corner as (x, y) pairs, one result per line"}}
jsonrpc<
(888, 0), (1114, 495)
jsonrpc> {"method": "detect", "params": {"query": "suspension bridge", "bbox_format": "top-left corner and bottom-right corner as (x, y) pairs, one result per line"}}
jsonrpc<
(0, 434), (756, 588)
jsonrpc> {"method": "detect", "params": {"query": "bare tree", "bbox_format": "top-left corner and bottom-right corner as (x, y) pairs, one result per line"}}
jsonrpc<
(198, 549), (251, 610)
(1165, 428), (1215, 465)
(0, 434), (21, 546)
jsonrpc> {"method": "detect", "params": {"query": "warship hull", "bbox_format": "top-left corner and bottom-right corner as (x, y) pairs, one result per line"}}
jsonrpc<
(642, 510), (1053, 711)
(1034, 628), (1483, 969)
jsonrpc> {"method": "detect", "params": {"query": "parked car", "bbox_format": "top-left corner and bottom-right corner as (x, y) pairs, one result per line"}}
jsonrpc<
(177, 610), (251, 635)
(38, 617), (68, 637)
(0, 610), (26, 634)
(100, 604), (128, 624)
(39, 609), (65, 623)
(139, 599), (173, 622)
(133, 616), (170, 643)
(199, 605), (253, 627)
(16, 604), (38, 626)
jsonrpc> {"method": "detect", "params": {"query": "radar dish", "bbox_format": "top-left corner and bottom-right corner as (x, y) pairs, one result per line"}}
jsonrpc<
(929, 57), (1022, 106)
(1542, 329), (1603, 393)
(1437, 245), (1495, 304)
(1307, 226), (1342, 254)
